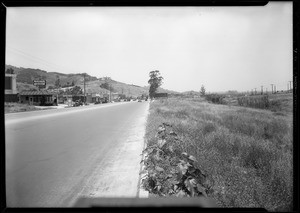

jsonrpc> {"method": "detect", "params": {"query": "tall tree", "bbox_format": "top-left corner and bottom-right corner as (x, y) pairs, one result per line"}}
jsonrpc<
(200, 85), (206, 96)
(148, 70), (163, 99)
(55, 75), (60, 88)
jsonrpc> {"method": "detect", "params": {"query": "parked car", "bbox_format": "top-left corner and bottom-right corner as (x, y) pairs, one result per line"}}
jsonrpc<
(73, 100), (83, 107)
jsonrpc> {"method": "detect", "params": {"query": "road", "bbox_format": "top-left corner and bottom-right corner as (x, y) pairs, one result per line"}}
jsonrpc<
(5, 101), (149, 207)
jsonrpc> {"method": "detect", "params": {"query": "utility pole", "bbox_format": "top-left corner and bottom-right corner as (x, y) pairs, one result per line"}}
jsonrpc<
(83, 73), (86, 103)
(274, 85), (276, 94)
(271, 84), (274, 94)
(261, 86), (263, 95)
(109, 84), (112, 102)
(289, 81), (292, 93)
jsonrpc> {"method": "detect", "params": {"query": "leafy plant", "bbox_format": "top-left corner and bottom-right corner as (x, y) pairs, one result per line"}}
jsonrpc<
(141, 123), (214, 198)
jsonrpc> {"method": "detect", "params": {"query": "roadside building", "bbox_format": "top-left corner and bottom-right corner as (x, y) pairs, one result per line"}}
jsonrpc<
(87, 93), (101, 103)
(5, 73), (18, 102)
(19, 90), (58, 106)
(58, 94), (73, 104)
(111, 92), (119, 102)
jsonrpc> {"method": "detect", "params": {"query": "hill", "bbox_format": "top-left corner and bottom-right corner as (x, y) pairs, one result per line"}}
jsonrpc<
(5, 65), (179, 97)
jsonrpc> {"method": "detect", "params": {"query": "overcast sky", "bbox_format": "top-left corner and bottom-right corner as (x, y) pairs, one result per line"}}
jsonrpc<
(6, 2), (292, 92)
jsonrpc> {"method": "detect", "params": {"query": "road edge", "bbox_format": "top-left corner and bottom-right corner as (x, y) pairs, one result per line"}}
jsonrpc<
(137, 138), (149, 198)
(137, 102), (150, 198)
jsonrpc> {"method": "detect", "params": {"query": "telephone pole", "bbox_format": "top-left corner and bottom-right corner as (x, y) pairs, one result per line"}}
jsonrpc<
(289, 81), (292, 92)
(83, 73), (86, 103)
(261, 86), (263, 95)
(274, 85), (276, 94)
(270, 84), (273, 94)
(109, 84), (112, 102)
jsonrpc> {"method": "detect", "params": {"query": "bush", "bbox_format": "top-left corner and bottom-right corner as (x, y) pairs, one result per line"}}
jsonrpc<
(237, 95), (270, 109)
(205, 94), (225, 104)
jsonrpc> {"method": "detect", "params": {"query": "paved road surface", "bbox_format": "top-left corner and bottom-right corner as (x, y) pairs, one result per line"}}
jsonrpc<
(5, 101), (149, 207)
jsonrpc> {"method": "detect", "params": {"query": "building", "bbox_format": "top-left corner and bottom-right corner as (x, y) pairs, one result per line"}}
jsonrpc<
(5, 73), (18, 102)
(19, 90), (58, 106)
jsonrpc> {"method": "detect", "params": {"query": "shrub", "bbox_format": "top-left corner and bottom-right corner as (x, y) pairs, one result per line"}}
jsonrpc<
(205, 94), (225, 104)
(237, 95), (270, 109)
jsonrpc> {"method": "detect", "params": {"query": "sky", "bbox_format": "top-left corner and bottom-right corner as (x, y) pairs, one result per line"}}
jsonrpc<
(6, 3), (293, 92)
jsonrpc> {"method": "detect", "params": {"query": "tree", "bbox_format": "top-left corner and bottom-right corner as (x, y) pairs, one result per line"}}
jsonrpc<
(55, 75), (61, 88)
(70, 86), (82, 95)
(148, 70), (163, 99)
(200, 85), (206, 96)
(100, 82), (115, 92)
(6, 68), (14, 74)
(100, 82), (110, 90)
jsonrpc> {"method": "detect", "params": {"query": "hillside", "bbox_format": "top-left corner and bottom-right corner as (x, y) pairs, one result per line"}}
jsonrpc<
(5, 65), (97, 87)
(5, 65), (178, 97)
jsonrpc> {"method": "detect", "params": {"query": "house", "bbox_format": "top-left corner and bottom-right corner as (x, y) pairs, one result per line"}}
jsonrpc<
(5, 73), (18, 102)
(19, 90), (58, 106)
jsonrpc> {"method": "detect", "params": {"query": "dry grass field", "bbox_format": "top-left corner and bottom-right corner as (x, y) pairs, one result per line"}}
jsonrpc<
(144, 94), (293, 211)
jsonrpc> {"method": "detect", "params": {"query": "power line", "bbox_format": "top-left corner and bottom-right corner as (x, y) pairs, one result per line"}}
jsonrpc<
(7, 46), (79, 74)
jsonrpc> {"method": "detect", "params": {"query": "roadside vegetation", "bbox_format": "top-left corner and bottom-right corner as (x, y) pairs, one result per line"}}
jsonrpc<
(4, 102), (53, 113)
(142, 95), (293, 211)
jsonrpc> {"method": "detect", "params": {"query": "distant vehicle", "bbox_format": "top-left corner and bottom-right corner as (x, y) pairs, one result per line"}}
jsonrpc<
(138, 99), (142, 102)
(73, 100), (83, 107)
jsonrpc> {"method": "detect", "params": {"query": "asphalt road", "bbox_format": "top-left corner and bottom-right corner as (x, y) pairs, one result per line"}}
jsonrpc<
(5, 101), (149, 207)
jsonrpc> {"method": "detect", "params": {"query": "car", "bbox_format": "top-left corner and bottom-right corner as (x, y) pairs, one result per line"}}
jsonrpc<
(73, 100), (83, 107)
(138, 99), (142, 102)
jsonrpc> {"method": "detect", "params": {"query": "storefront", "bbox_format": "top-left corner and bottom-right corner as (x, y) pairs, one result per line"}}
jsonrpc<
(19, 90), (58, 106)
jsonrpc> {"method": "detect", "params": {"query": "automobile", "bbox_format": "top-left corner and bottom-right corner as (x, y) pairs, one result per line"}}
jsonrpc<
(138, 99), (142, 102)
(73, 100), (83, 107)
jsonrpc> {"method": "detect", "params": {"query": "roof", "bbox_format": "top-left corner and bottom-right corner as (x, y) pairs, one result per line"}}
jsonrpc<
(19, 90), (57, 96)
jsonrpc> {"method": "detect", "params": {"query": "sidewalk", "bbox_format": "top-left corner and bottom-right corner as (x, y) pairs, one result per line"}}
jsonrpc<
(34, 104), (69, 110)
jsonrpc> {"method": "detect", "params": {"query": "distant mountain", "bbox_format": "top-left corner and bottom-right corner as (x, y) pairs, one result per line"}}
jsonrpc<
(5, 64), (179, 97)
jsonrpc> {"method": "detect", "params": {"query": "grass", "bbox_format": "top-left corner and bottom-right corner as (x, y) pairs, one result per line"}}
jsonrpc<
(144, 97), (293, 211)
(4, 102), (53, 113)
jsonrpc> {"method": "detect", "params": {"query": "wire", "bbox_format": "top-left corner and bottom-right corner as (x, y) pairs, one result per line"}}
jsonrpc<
(6, 45), (80, 74)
